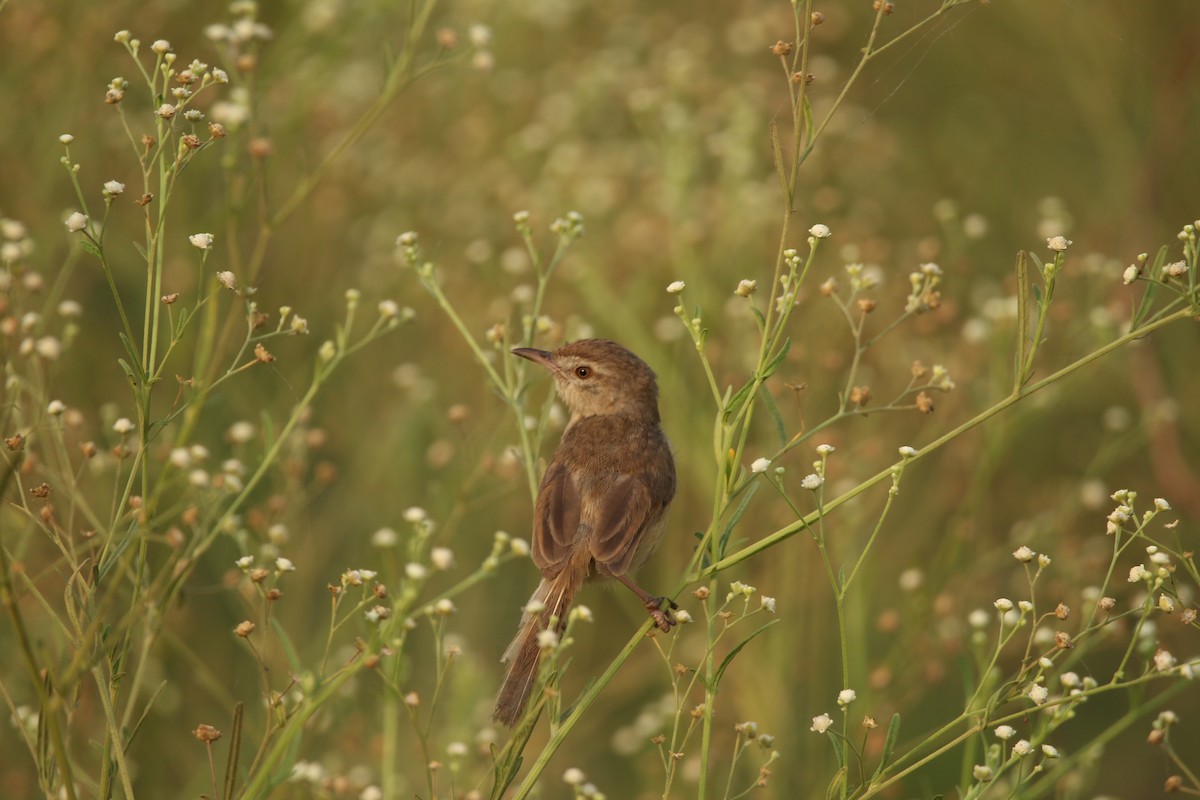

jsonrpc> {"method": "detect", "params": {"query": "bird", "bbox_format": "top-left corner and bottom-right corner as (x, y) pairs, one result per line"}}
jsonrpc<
(492, 339), (677, 727)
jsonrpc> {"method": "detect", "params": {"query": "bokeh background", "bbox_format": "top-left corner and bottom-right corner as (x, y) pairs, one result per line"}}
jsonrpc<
(1, 0), (1198, 797)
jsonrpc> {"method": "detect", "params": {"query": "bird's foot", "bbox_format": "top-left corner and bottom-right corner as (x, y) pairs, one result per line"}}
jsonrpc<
(644, 596), (678, 633)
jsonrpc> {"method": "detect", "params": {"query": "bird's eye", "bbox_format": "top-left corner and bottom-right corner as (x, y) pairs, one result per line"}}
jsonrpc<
(575, 366), (591, 379)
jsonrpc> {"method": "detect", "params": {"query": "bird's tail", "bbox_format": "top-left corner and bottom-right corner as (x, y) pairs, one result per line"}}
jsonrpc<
(492, 565), (583, 726)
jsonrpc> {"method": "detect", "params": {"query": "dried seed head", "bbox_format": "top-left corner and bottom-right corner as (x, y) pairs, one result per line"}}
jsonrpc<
(193, 724), (221, 743)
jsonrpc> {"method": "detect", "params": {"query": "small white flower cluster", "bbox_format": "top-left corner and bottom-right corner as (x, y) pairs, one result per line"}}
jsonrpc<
(905, 262), (943, 314)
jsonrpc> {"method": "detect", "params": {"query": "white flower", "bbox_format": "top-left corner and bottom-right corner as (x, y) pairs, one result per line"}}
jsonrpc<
(1155, 649), (1177, 672)
(216, 271), (237, 290)
(898, 568), (923, 592)
(434, 598), (456, 615)
(968, 609), (989, 628)
(537, 629), (560, 649)
(760, 596), (776, 613)
(1041, 744), (1060, 758)
(570, 605), (593, 622)
(510, 538), (530, 556)
(1128, 564), (1151, 582)
(1012, 546), (1035, 562)
(1122, 265), (1139, 284)
(1060, 672), (1081, 689)
(446, 741), (468, 758)
(816, 444), (836, 455)
(563, 768), (586, 786)
(403, 506), (428, 523)
(371, 527), (398, 548)
(275, 557), (296, 572)
(113, 417), (135, 434)
(59, 133), (75, 144)
(35, 337), (61, 359)
(151, 39), (172, 54)
(430, 547), (454, 570)
(360, 786), (383, 800)
(972, 765), (993, 781)
(1046, 235), (1072, 252)
(156, 103), (176, 119)
(993, 598), (1013, 612)
(378, 299), (400, 318)
(800, 473), (824, 490)
(405, 563), (428, 580)
(523, 599), (546, 614)
(1028, 684), (1049, 705)
(734, 279), (758, 297)
(1012, 739), (1033, 757)
(750, 457), (771, 474)
(1037, 553), (1052, 568)
(189, 232), (214, 250)
(837, 689), (856, 707)
(810, 713), (833, 733)
(227, 421), (255, 443)
(468, 24), (492, 47)
(674, 608), (694, 623)
(1154, 497), (1171, 511)
(65, 212), (88, 232)
(58, 300), (82, 317)
(808, 223), (831, 238)
(47, 400), (66, 416)
(103, 180), (126, 195)
(1159, 594), (1175, 613)
(898, 445), (917, 458)
(994, 724), (1015, 740)
(236, 555), (254, 569)
(666, 280), (686, 294)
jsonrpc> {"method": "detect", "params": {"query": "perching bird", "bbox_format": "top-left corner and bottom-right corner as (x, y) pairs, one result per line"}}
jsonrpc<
(492, 339), (677, 726)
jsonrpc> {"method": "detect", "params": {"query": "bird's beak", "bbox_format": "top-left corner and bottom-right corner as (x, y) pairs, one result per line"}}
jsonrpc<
(512, 347), (557, 372)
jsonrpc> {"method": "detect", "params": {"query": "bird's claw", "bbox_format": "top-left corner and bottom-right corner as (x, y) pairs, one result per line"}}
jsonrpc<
(645, 596), (678, 633)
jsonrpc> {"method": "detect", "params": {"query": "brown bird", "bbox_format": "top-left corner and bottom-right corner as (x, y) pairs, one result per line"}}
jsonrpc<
(492, 339), (677, 727)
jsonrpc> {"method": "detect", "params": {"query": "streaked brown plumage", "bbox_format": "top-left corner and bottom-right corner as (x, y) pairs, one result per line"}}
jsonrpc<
(492, 339), (677, 727)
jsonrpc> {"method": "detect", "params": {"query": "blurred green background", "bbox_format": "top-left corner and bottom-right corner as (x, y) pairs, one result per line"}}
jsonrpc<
(2, 0), (1199, 797)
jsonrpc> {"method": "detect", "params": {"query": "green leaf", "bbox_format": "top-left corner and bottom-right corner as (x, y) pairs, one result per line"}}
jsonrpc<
(1014, 251), (1029, 392)
(869, 713), (901, 784)
(271, 618), (303, 673)
(759, 385), (787, 447)
(723, 377), (756, 423)
(118, 333), (145, 381)
(826, 766), (846, 800)
(222, 702), (244, 800)
(1030, 283), (1042, 304)
(133, 240), (148, 262)
(718, 481), (760, 559)
(79, 239), (102, 259)
(713, 618), (779, 690)
(761, 337), (791, 380)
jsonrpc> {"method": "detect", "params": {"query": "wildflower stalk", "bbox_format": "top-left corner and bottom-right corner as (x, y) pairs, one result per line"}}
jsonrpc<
(702, 306), (1193, 577)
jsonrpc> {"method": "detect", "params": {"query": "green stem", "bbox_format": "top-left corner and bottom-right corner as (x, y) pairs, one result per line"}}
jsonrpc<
(702, 308), (1192, 578)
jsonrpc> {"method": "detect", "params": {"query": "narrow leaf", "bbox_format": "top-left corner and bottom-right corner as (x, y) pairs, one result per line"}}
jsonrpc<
(761, 336), (792, 380)
(759, 385), (787, 447)
(222, 702), (244, 800)
(1014, 251), (1029, 392)
(718, 481), (760, 558)
(713, 618), (779, 690)
(118, 333), (145, 381)
(869, 713), (901, 784)
(271, 618), (303, 673)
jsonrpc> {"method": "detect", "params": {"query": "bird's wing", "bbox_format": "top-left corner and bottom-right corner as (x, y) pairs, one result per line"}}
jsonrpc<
(532, 461), (582, 575)
(588, 474), (657, 575)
